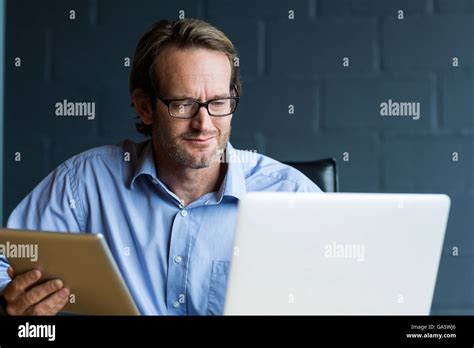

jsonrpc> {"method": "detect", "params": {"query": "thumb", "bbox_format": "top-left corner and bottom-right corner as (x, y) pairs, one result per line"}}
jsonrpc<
(7, 266), (15, 279)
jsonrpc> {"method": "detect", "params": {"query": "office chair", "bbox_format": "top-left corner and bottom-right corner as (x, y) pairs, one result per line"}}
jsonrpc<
(284, 158), (339, 192)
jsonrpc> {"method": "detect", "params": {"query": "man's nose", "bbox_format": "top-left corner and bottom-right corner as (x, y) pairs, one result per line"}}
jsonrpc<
(191, 105), (215, 132)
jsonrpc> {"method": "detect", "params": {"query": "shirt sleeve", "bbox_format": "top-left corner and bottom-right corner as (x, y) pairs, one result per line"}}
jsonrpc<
(295, 177), (324, 193)
(0, 162), (85, 294)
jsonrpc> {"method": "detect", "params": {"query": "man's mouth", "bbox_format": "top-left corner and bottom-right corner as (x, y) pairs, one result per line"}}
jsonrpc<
(184, 136), (215, 144)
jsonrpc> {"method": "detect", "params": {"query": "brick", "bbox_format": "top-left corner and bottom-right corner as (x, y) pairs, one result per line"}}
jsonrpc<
(431, 305), (474, 315)
(47, 0), (94, 27)
(5, 28), (46, 90)
(4, 137), (52, 218)
(231, 78), (319, 136)
(441, 193), (474, 256)
(437, 0), (474, 13)
(204, 19), (261, 77)
(6, 0), (95, 88)
(381, 135), (474, 193)
(324, 75), (435, 131)
(382, 15), (474, 70)
(265, 130), (379, 192)
(207, 0), (312, 20)
(94, 24), (142, 82)
(52, 26), (101, 85)
(54, 2), (203, 84)
(100, 78), (140, 139)
(52, 24), (138, 85)
(7, 0), (92, 29)
(98, 0), (202, 27)
(440, 71), (474, 131)
(320, 0), (430, 16)
(5, 82), (100, 138)
(432, 255), (474, 306)
(268, 18), (377, 75)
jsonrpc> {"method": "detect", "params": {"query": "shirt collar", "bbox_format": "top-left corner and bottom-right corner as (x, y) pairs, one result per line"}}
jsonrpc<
(129, 140), (157, 190)
(217, 142), (247, 201)
(128, 140), (247, 201)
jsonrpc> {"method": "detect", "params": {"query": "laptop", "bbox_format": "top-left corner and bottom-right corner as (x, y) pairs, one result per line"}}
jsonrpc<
(224, 192), (450, 315)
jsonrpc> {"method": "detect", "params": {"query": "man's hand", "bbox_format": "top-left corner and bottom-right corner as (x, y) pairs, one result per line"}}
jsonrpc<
(3, 267), (70, 316)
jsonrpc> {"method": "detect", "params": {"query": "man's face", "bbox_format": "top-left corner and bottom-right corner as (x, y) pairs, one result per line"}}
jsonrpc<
(152, 46), (233, 169)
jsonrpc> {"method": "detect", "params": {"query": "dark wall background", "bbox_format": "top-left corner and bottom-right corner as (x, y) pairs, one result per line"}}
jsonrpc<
(4, 0), (474, 314)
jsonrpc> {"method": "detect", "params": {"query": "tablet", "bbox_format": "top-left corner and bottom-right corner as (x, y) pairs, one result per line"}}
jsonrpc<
(0, 228), (140, 315)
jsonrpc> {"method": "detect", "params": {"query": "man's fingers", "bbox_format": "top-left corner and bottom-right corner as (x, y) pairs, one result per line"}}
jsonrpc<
(13, 279), (64, 314)
(7, 266), (15, 279)
(49, 288), (70, 315)
(25, 288), (70, 316)
(3, 269), (41, 302)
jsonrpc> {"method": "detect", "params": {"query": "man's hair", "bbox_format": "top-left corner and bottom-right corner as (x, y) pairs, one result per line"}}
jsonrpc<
(129, 18), (242, 136)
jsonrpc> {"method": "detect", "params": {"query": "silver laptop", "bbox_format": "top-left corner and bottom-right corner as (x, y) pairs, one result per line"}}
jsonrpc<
(224, 192), (450, 315)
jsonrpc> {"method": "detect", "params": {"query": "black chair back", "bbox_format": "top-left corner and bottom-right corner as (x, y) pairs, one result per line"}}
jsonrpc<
(284, 158), (339, 192)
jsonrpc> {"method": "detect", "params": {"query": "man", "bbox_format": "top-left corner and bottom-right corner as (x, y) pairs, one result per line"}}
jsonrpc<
(0, 18), (321, 316)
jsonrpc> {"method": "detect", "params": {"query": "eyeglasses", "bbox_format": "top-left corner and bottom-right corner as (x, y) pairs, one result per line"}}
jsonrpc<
(155, 93), (240, 119)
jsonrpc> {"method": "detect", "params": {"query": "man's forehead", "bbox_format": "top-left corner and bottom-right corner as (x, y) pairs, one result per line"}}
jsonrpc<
(163, 72), (229, 95)
(157, 48), (231, 78)
(171, 72), (227, 82)
(156, 51), (231, 91)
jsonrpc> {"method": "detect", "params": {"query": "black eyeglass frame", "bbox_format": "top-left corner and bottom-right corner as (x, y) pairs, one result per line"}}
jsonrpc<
(155, 93), (240, 119)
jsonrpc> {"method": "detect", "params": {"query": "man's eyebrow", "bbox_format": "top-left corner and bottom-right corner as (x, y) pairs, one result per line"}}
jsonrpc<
(168, 93), (231, 100)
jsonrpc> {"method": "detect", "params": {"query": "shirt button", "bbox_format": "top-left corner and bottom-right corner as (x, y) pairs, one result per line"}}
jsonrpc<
(204, 200), (210, 205)
(174, 255), (182, 264)
(178, 202), (184, 209)
(180, 209), (188, 217)
(173, 301), (180, 308)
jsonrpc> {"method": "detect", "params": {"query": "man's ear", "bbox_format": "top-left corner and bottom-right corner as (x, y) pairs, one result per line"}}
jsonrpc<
(132, 89), (154, 125)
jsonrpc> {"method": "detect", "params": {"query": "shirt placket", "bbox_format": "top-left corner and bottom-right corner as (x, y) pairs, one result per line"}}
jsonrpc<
(166, 200), (190, 315)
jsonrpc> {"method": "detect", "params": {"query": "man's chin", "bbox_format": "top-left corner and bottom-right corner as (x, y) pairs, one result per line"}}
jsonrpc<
(179, 148), (220, 169)
(169, 136), (228, 168)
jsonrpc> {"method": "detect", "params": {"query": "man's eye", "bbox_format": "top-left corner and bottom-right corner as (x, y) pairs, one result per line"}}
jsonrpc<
(211, 101), (226, 106)
(176, 102), (193, 108)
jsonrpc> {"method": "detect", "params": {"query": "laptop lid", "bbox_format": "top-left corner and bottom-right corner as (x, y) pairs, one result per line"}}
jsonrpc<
(224, 192), (450, 315)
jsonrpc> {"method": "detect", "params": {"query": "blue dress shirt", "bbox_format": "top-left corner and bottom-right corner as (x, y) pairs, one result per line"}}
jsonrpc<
(0, 139), (322, 315)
